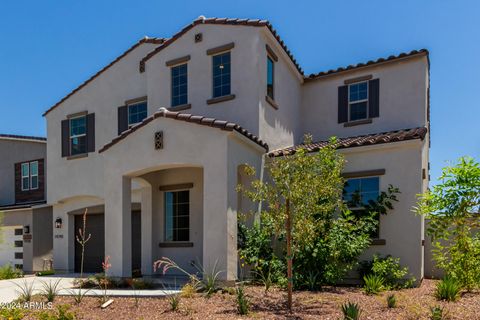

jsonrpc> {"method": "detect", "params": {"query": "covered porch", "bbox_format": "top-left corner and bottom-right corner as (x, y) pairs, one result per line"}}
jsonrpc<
(99, 109), (266, 280)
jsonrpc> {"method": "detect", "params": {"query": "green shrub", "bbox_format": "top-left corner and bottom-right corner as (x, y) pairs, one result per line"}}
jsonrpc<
(359, 255), (415, 289)
(0, 264), (23, 280)
(430, 305), (447, 320)
(37, 304), (76, 320)
(236, 284), (250, 315)
(341, 301), (362, 320)
(168, 294), (180, 312)
(0, 307), (24, 320)
(36, 270), (55, 276)
(40, 279), (61, 302)
(386, 294), (396, 308)
(14, 279), (35, 302)
(435, 276), (460, 302)
(363, 274), (384, 295)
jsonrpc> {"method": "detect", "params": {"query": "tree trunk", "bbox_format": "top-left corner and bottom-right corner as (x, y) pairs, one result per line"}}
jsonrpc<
(286, 198), (293, 312)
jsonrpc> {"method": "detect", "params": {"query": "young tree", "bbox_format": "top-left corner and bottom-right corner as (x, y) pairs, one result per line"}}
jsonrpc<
(238, 137), (346, 311)
(416, 157), (480, 290)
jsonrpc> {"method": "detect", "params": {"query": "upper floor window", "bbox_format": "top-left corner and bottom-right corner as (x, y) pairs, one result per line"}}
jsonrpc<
(128, 101), (147, 126)
(212, 52), (231, 98)
(343, 176), (380, 238)
(69, 115), (87, 156)
(171, 64), (188, 107)
(21, 161), (38, 191)
(267, 56), (275, 100)
(348, 81), (368, 121)
(165, 190), (190, 241)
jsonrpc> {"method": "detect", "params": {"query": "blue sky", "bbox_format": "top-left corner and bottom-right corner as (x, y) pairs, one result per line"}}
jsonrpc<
(0, 0), (478, 185)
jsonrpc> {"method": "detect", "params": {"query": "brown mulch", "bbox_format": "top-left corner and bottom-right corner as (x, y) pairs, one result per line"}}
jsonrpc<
(21, 279), (480, 319)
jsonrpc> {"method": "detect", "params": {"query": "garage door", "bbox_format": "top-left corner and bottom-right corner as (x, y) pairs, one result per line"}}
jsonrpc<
(0, 226), (24, 270)
(74, 212), (141, 274)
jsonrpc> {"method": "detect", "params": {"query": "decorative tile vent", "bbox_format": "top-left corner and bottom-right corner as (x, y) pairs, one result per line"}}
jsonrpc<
(195, 33), (203, 43)
(155, 131), (164, 150)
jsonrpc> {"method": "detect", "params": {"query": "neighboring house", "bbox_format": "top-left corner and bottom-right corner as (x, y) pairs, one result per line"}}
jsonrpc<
(43, 17), (430, 282)
(0, 134), (53, 273)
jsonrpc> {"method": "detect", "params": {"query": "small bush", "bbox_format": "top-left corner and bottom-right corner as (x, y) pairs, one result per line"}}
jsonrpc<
(36, 270), (55, 277)
(359, 255), (415, 289)
(363, 274), (384, 295)
(181, 282), (196, 298)
(14, 279), (35, 302)
(40, 279), (61, 302)
(236, 284), (250, 315)
(435, 276), (460, 302)
(168, 294), (180, 312)
(386, 294), (396, 308)
(37, 304), (76, 320)
(430, 305), (447, 320)
(341, 301), (362, 320)
(0, 307), (24, 320)
(0, 264), (23, 280)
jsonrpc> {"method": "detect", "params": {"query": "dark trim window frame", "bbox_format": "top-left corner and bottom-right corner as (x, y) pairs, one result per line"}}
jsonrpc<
(69, 115), (87, 156)
(343, 176), (381, 238)
(348, 81), (369, 122)
(164, 189), (190, 242)
(127, 100), (147, 127)
(20, 161), (38, 191)
(212, 51), (231, 98)
(267, 55), (275, 100)
(171, 63), (188, 107)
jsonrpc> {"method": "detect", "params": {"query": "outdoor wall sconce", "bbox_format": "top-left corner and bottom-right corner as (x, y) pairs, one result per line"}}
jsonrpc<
(23, 225), (30, 234)
(55, 217), (63, 229)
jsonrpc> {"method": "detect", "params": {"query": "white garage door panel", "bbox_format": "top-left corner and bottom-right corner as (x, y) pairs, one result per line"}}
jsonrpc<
(0, 226), (23, 268)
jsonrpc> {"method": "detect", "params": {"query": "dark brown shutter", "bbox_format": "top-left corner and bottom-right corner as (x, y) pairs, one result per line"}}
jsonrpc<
(338, 85), (348, 123)
(118, 106), (128, 135)
(61, 119), (70, 157)
(86, 113), (95, 153)
(369, 79), (380, 118)
(14, 163), (21, 200)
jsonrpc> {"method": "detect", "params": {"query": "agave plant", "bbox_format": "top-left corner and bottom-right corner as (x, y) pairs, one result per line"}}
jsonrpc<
(341, 301), (362, 320)
(363, 274), (384, 295)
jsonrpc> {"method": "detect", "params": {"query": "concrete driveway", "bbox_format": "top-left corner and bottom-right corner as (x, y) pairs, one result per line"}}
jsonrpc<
(0, 275), (179, 303)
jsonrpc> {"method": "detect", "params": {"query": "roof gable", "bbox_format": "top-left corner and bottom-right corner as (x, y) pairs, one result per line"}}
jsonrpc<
(99, 108), (268, 153)
(139, 17), (304, 76)
(43, 37), (165, 117)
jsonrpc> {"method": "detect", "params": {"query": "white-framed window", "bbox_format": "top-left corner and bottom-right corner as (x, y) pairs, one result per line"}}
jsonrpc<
(348, 81), (368, 121)
(21, 163), (29, 191)
(69, 115), (87, 156)
(212, 52), (231, 98)
(30, 161), (38, 190)
(171, 63), (188, 107)
(127, 101), (147, 127)
(165, 190), (190, 241)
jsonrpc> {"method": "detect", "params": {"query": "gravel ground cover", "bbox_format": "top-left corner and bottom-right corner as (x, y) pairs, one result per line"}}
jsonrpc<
(16, 279), (480, 319)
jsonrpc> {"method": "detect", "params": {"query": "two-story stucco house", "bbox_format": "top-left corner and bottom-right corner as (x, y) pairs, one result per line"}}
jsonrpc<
(0, 134), (53, 273)
(43, 17), (430, 282)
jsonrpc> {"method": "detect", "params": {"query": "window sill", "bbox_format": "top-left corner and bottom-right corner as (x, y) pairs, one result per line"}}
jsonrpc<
(343, 118), (373, 127)
(371, 239), (386, 246)
(207, 94), (235, 105)
(265, 95), (279, 109)
(168, 104), (191, 112)
(159, 242), (193, 248)
(67, 153), (88, 160)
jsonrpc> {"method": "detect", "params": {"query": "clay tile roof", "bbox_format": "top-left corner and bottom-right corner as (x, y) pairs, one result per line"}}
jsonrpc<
(0, 134), (47, 142)
(99, 108), (268, 153)
(268, 127), (427, 157)
(43, 37), (165, 117)
(139, 17), (303, 76)
(305, 49), (429, 81)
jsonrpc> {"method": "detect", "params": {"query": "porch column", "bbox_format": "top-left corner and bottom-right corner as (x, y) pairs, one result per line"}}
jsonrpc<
(140, 185), (153, 276)
(105, 175), (132, 277)
(203, 162), (237, 281)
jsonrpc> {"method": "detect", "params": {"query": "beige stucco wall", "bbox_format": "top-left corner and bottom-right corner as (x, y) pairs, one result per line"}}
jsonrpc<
(45, 42), (159, 204)
(301, 55), (429, 142)
(0, 139), (47, 206)
(342, 139), (428, 282)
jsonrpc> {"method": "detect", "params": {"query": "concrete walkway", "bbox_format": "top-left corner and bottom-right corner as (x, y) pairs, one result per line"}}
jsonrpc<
(0, 275), (180, 303)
